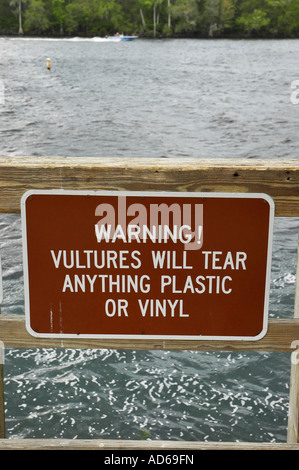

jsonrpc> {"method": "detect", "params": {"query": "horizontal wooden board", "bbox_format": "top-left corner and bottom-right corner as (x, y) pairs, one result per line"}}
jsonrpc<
(0, 438), (298, 450)
(1, 315), (299, 351)
(1, 157), (299, 215)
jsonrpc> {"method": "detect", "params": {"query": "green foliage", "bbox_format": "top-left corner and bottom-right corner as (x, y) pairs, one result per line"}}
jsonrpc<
(23, 0), (50, 33)
(236, 9), (270, 34)
(0, 0), (18, 33)
(50, 0), (66, 33)
(172, 0), (199, 34)
(1, 0), (299, 37)
(277, 0), (299, 36)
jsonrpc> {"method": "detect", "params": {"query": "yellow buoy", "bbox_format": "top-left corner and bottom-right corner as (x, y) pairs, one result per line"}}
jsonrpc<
(47, 58), (51, 70)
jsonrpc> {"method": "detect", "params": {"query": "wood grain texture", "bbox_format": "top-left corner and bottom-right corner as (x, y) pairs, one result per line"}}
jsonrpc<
(287, 238), (299, 443)
(0, 366), (4, 439)
(0, 438), (298, 450)
(1, 156), (299, 448)
(1, 156), (299, 215)
(1, 315), (299, 351)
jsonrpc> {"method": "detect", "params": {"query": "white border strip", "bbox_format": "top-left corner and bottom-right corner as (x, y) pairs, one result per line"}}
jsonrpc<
(21, 190), (275, 341)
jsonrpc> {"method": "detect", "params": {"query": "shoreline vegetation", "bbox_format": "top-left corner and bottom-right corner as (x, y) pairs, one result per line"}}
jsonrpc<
(1, 0), (299, 40)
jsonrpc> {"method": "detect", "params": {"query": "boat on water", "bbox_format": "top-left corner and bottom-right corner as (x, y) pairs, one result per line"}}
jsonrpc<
(114, 35), (139, 41)
(93, 34), (138, 42)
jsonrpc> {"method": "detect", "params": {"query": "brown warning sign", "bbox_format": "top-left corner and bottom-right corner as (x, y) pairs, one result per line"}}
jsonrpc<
(21, 190), (274, 340)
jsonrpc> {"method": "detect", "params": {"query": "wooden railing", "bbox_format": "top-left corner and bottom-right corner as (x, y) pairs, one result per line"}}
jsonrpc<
(1, 156), (299, 450)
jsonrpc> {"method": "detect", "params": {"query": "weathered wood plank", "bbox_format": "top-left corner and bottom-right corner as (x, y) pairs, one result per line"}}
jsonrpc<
(0, 365), (5, 439)
(0, 438), (298, 450)
(0, 315), (298, 351)
(1, 156), (299, 447)
(288, 358), (299, 444)
(287, 235), (299, 444)
(1, 157), (299, 215)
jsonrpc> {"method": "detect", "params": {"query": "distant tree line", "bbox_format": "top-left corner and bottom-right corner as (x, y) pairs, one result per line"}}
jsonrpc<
(1, 0), (299, 38)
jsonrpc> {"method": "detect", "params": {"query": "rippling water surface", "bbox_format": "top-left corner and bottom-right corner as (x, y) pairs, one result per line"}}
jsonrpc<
(1, 37), (299, 443)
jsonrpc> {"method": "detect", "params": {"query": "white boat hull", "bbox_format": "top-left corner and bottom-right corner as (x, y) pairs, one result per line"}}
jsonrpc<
(93, 35), (138, 42)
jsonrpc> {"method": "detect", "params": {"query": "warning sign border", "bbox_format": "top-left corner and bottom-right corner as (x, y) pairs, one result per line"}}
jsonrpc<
(21, 190), (274, 341)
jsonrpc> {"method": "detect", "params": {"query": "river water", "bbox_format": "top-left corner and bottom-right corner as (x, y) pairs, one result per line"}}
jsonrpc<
(0, 37), (299, 443)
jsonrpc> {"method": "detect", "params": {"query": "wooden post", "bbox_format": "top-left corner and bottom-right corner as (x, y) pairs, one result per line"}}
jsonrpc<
(0, 365), (5, 439)
(0, 317), (5, 438)
(287, 234), (299, 443)
(0, 250), (4, 438)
